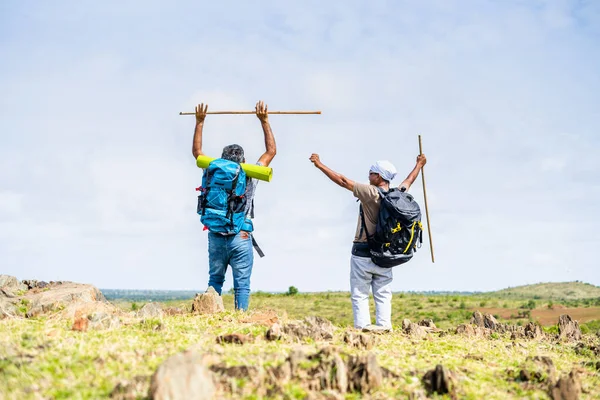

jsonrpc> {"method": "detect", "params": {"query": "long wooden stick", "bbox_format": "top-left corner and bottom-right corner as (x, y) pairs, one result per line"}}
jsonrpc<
(179, 111), (321, 115)
(418, 135), (435, 263)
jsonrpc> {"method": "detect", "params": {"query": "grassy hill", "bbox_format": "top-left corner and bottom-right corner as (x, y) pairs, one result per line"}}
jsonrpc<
(488, 281), (600, 300)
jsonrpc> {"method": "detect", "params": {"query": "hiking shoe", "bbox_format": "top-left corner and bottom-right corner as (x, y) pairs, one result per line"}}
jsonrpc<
(362, 325), (393, 334)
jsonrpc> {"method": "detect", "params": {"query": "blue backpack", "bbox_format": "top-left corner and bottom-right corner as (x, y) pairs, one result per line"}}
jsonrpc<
(196, 158), (253, 235)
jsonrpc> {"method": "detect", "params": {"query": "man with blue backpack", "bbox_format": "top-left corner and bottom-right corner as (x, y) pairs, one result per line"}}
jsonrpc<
(309, 153), (427, 332)
(193, 101), (276, 311)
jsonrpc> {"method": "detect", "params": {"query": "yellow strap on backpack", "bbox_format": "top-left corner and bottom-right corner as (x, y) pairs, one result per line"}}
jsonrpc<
(403, 221), (417, 253)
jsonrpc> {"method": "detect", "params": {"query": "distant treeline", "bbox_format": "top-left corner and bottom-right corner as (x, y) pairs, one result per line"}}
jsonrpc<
(101, 289), (481, 302)
(101, 289), (200, 301)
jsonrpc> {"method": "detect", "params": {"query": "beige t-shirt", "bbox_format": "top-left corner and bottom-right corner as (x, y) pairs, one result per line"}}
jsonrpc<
(353, 183), (382, 243)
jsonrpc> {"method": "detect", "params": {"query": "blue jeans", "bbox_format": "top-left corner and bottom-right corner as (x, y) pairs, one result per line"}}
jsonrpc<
(207, 231), (254, 310)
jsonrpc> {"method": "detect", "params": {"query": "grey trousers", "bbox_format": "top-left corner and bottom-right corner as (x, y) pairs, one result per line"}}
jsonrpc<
(350, 255), (393, 329)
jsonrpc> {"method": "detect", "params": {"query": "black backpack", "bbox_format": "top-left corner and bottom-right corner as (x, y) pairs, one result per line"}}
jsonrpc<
(360, 188), (423, 268)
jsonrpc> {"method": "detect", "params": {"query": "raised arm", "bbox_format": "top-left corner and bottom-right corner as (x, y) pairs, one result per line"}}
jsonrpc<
(309, 154), (355, 191)
(398, 154), (427, 191)
(255, 100), (277, 167)
(192, 103), (208, 159)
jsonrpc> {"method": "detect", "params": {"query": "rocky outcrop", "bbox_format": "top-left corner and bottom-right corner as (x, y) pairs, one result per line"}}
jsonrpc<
(191, 287), (224, 314)
(455, 324), (490, 338)
(280, 316), (335, 341)
(402, 318), (430, 338)
(471, 311), (499, 330)
(137, 302), (164, 319)
(0, 275), (28, 295)
(24, 281), (107, 318)
(558, 315), (582, 342)
(550, 370), (581, 400)
(265, 322), (282, 341)
(216, 333), (254, 345)
(422, 365), (456, 397)
(0, 275), (114, 320)
(149, 351), (215, 400)
(343, 331), (376, 350)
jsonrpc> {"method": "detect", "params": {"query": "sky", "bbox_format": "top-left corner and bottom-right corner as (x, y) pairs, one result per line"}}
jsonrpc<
(1, 0), (599, 293)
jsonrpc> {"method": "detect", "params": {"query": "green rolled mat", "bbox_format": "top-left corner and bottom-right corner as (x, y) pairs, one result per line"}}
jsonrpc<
(196, 155), (273, 182)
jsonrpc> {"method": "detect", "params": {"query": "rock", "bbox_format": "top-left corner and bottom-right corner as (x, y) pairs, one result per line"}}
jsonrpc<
(404, 322), (428, 338)
(0, 275), (27, 295)
(163, 307), (185, 316)
(331, 353), (348, 393)
(418, 319), (437, 329)
(343, 331), (375, 350)
(215, 333), (253, 345)
(346, 352), (382, 393)
(304, 316), (335, 339)
(455, 324), (489, 338)
(137, 302), (164, 319)
(22, 280), (49, 290)
(88, 312), (121, 330)
(110, 375), (150, 400)
(282, 316), (334, 341)
(422, 365), (455, 396)
(287, 348), (307, 376)
(550, 370), (581, 400)
(483, 314), (499, 330)
(517, 356), (556, 383)
(72, 317), (89, 332)
(266, 322), (282, 341)
(24, 282), (107, 318)
(456, 324), (475, 336)
(558, 315), (582, 341)
(0, 296), (18, 319)
(524, 322), (544, 339)
(210, 364), (259, 379)
(191, 287), (224, 314)
(149, 350), (215, 400)
(210, 363), (262, 396)
(298, 347), (349, 394)
(60, 301), (119, 320)
(471, 311), (485, 327)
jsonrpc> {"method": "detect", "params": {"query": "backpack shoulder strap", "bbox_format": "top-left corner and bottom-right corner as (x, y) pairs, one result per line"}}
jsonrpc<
(359, 204), (370, 240)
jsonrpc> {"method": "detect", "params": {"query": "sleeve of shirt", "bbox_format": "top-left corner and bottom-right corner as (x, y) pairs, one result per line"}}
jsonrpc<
(353, 183), (379, 203)
(248, 161), (263, 188)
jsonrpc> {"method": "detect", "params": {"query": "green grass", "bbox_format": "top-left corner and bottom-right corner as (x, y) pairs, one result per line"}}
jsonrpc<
(2, 292), (600, 399)
(490, 281), (600, 300)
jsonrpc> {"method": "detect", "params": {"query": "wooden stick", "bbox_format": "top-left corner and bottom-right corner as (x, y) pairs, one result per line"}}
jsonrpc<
(418, 135), (435, 263)
(179, 111), (321, 115)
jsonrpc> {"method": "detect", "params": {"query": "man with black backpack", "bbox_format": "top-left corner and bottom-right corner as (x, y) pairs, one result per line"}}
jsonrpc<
(193, 101), (276, 311)
(309, 153), (427, 331)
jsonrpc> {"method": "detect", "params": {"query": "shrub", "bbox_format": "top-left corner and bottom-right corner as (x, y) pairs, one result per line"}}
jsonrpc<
(543, 325), (559, 335)
(287, 286), (299, 296)
(521, 300), (536, 310)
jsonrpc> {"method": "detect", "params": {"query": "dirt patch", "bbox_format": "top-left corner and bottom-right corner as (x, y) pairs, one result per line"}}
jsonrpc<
(475, 307), (600, 326)
(532, 308), (600, 326)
